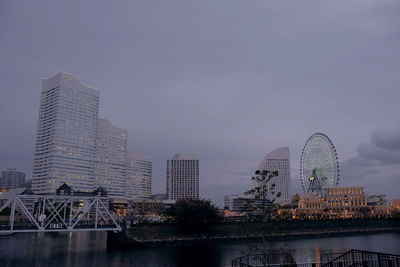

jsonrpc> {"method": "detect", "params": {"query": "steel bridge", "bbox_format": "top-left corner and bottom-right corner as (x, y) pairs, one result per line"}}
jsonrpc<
(0, 194), (121, 233)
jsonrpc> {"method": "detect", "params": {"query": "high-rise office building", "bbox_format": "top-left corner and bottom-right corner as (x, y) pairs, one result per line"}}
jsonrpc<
(257, 147), (291, 203)
(0, 169), (26, 189)
(166, 153), (199, 200)
(32, 72), (100, 193)
(32, 72), (153, 200)
(94, 118), (128, 199)
(126, 148), (152, 200)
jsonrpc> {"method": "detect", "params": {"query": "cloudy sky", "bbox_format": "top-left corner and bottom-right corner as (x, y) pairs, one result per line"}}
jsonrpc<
(1, 0), (399, 206)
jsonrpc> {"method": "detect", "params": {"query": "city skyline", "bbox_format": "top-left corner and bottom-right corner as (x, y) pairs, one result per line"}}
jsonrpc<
(2, 70), (399, 206)
(1, 1), (400, 206)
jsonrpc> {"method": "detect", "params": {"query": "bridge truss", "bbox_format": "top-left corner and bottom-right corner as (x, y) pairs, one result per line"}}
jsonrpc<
(0, 194), (121, 233)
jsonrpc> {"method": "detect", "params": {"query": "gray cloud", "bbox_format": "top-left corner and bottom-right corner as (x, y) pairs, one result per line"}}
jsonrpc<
(341, 123), (400, 200)
(371, 123), (400, 151)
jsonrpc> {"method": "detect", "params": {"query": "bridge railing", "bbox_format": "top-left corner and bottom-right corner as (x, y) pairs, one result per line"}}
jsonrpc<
(0, 194), (121, 233)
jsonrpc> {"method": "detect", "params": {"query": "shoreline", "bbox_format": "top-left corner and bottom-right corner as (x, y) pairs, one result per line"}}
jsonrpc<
(108, 222), (400, 248)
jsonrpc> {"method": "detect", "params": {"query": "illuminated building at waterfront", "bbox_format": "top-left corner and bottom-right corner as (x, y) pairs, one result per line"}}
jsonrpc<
(32, 72), (99, 193)
(325, 187), (366, 216)
(32, 72), (152, 199)
(296, 193), (324, 216)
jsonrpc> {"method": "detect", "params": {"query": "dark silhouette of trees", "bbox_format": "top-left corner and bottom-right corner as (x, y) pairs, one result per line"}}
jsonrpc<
(167, 198), (221, 228)
(0, 207), (11, 216)
(359, 206), (371, 218)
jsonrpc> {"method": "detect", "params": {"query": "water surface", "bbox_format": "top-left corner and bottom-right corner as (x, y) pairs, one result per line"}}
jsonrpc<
(1, 232), (399, 266)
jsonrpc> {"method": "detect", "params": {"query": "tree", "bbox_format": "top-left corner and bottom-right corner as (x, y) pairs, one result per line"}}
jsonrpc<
(359, 206), (371, 219)
(0, 207), (11, 216)
(167, 198), (221, 229)
(245, 170), (281, 220)
(391, 209), (400, 220)
(244, 169), (281, 253)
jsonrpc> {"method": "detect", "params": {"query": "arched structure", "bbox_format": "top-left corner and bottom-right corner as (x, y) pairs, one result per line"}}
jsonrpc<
(300, 132), (339, 198)
(257, 147), (291, 203)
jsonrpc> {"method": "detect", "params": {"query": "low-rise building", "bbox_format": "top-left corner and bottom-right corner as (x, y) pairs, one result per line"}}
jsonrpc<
(370, 205), (389, 217)
(128, 199), (163, 216)
(325, 187), (366, 217)
(224, 195), (249, 212)
(390, 199), (400, 210)
(224, 195), (267, 213)
(0, 188), (36, 215)
(296, 193), (324, 218)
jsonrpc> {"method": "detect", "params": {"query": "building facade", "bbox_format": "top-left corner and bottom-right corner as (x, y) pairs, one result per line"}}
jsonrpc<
(94, 118), (128, 199)
(32, 72), (100, 193)
(223, 194), (264, 212)
(390, 199), (400, 210)
(257, 147), (291, 203)
(296, 193), (324, 216)
(31, 72), (153, 200)
(325, 187), (367, 216)
(224, 195), (249, 212)
(128, 199), (163, 216)
(0, 169), (26, 189)
(166, 154), (199, 200)
(126, 148), (152, 200)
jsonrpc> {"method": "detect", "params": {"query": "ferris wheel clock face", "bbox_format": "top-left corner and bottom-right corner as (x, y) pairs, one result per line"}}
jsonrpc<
(300, 132), (339, 198)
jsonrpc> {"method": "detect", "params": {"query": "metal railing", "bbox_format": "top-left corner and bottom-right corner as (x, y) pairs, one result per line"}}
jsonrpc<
(232, 250), (400, 267)
(322, 249), (400, 267)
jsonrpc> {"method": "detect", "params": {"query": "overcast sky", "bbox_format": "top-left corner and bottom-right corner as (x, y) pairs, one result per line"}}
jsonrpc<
(1, 0), (399, 206)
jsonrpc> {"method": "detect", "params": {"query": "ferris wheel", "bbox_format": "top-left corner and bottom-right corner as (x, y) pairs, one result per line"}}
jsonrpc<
(300, 132), (339, 198)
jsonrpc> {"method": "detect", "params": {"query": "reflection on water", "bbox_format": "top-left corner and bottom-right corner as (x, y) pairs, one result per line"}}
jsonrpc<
(1, 232), (400, 267)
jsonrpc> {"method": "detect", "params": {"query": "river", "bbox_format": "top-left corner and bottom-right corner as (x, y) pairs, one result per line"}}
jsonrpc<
(1, 232), (400, 266)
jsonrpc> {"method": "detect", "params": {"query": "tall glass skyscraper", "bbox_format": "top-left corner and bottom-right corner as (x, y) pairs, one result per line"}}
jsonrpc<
(32, 72), (99, 193)
(94, 118), (128, 199)
(32, 72), (153, 199)
(257, 147), (291, 203)
(166, 154), (199, 200)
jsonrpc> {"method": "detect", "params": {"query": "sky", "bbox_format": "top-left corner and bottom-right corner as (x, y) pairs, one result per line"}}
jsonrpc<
(0, 0), (399, 206)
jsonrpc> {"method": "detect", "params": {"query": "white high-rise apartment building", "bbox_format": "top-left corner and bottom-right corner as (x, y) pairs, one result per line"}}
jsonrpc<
(0, 169), (26, 189)
(32, 72), (99, 193)
(257, 147), (291, 203)
(94, 118), (127, 199)
(166, 154), (199, 200)
(126, 148), (152, 200)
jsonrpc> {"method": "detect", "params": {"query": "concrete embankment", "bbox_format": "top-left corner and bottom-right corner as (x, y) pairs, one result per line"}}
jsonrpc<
(107, 219), (400, 249)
